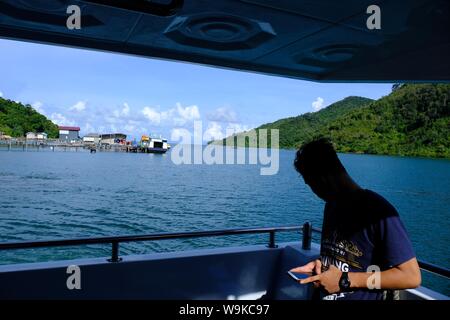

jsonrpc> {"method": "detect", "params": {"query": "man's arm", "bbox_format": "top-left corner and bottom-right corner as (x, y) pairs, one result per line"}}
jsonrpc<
(349, 257), (421, 290)
(300, 257), (421, 294)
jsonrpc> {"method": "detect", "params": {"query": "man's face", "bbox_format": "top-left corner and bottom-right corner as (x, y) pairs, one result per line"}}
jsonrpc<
(302, 173), (331, 201)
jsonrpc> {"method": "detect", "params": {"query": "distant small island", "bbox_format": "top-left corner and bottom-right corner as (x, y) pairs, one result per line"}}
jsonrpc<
(213, 84), (450, 159)
(0, 98), (59, 138)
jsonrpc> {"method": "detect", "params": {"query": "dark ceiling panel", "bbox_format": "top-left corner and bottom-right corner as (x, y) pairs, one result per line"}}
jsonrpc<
(327, 42), (450, 81)
(239, 0), (384, 23)
(0, 0), (448, 81)
(339, 0), (449, 35)
(254, 25), (385, 77)
(126, 0), (329, 62)
(0, 0), (141, 42)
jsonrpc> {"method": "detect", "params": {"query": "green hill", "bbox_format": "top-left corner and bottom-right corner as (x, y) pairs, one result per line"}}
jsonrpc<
(215, 96), (373, 149)
(214, 84), (450, 158)
(257, 96), (373, 148)
(0, 97), (59, 138)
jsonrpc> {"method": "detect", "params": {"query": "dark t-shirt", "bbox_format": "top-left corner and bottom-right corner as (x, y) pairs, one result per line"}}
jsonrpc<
(320, 189), (416, 300)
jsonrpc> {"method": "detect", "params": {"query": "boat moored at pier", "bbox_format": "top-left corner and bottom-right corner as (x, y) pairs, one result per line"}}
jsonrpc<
(126, 135), (169, 154)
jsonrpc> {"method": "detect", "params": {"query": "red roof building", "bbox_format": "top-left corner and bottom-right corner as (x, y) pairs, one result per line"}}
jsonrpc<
(58, 126), (80, 142)
(58, 126), (80, 131)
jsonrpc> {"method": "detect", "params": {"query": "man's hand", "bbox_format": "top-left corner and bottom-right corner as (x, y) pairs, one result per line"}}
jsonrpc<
(295, 258), (421, 294)
(289, 259), (322, 275)
(300, 265), (342, 294)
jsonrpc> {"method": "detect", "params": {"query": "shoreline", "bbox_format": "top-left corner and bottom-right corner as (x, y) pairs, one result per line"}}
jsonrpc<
(207, 143), (450, 161)
(1, 143), (449, 161)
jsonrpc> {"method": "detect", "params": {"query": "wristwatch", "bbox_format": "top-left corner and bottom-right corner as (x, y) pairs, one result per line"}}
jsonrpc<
(339, 272), (351, 292)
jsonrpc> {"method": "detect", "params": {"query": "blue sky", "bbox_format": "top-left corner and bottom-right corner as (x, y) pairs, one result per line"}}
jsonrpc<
(0, 38), (393, 141)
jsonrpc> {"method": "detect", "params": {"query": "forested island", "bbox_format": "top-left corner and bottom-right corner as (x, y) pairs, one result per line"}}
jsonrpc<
(214, 84), (450, 158)
(0, 98), (59, 138)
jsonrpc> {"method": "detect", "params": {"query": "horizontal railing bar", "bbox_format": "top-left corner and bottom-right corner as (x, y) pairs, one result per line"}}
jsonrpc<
(0, 224), (446, 279)
(0, 225), (313, 250)
(419, 261), (450, 279)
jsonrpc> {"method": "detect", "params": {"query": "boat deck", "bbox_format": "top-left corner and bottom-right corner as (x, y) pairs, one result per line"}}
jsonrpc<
(0, 238), (447, 300)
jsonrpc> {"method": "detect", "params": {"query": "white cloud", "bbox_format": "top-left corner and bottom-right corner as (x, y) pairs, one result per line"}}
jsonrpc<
(142, 106), (161, 124)
(122, 103), (130, 116)
(0, 91), (3, 97)
(207, 107), (238, 123)
(20, 99), (206, 140)
(50, 113), (76, 126)
(105, 115), (121, 125)
(70, 101), (86, 112)
(201, 122), (253, 142)
(171, 128), (189, 141)
(176, 103), (200, 123)
(82, 123), (96, 134)
(124, 124), (135, 132)
(204, 122), (224, 141)
(124, 120), (141, 133)
(114, 102), (130, 118)
(32, 101), (44, 114)
(142, 103), (200, 126)
(145, 107), (176, 124)
(226, 123), (253, 134)
(160, 108), (175, 122)
(312, 97), (325, 112)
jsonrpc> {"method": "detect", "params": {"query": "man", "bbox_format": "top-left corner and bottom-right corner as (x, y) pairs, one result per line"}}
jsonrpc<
(290, 138), (421, 300)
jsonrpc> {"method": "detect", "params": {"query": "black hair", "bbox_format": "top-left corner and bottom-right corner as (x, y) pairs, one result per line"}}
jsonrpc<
(294, 138), (346, 177)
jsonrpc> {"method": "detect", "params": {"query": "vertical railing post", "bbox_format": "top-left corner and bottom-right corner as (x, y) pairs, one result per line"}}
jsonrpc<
(302, 222), (312, 250)
(108, 241), (122, 262)
(267, 230), (277, 248)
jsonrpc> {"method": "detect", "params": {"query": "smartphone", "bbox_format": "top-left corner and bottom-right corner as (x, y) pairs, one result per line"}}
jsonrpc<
(287, 271), (312, 282)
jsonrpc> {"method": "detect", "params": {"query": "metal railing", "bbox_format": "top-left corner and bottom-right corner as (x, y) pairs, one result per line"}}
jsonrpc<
(0, 222), (448, 279)
(418, 261), (450, 279)
(0, 224), (319, 262)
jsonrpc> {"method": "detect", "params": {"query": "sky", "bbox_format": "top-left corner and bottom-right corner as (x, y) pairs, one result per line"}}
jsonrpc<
(0, 38), (393, 142)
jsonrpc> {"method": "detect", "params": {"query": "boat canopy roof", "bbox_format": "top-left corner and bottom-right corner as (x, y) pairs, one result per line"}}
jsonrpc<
(0, 0), (449, 82)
